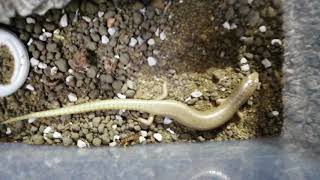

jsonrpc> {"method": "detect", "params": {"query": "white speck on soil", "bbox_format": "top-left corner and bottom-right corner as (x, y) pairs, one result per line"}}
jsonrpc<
(259, 26), (267, 33)
(109, 142), (117, 147)
(240, 57), (248, 64)
(272, 111), (279, 117)
(98, 11), (104, 18)
(153, 133), (163, 142)
(117, 93), (126, 99)
(38, 62), (47, 69)
(261, 59), (272, 68)
(129, 37), (138, 47)
(66, 75), (73, 82)
(191, 90), (203, 98)
(163, 116), (173, 124)
(167, 128), (175, 134)
(147, 38), (155, 46)
(5, 127), (11, 135)
(137, 36), (144, 45)
(30, 58), (39, 67)
(28, 118), (36, 124)
(43, 126), (52, 134)
(147, 57), (157, 66)
(140, 130), (148, 137)
(108, 27), (116, 36)
(155, 28), (160, 36)
(101, 35), (109, 44)
(248, 0), (254, 4)
(240, 64), (250, 71)
(271, 39), (282, 46)
(160, 31), (166, 40)
(113, 135), (120, 141)
(112, 124), (117, 129)
(26, 17), (36, 24)
(27, 38), (33, 46)
(59, 14), (68, 27)
(139, 136), (146, 143)
(68, 93), (78, 102)
(82, 16), (91, 22)
(223, 21), (231, 30)
(50, 67), (58, 75)
(26, 84), (35, 91)
(77, 139), (87, 148)
(53, 132), (62, 139)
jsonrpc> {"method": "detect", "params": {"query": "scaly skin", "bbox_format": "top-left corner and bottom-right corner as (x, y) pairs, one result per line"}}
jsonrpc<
(1, 73), (259, 131)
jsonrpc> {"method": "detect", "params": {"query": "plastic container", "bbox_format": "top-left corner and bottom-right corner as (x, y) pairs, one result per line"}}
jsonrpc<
(0, 0), (319, 179)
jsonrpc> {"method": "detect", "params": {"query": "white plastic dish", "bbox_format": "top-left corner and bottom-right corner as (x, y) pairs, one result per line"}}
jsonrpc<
(0, 28), (29, 97)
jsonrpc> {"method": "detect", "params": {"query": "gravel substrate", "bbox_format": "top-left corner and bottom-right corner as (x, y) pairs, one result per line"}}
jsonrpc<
(0, 0), (284, 147)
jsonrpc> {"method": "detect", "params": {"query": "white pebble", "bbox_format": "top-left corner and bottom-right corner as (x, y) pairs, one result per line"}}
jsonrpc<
(112, 124), (117, 129)
(82, 16), (91, 22)
(139, 136), (146, 143)
(139, 8), (146, 16)
(27, 38), (33, 46)
(261, 59), (272, 68)
(68, 93), (78, 102)
(53, 132), (62, 139)
(147, 38), (156, 46)
(140, 130), (148, 137)
(272, 111), (279, 117)
(101, 35), (109, 44)
(59, 14), (68, 27)
(153, 133), (163, 142)
(241, 64), (250, 71)
(114, 55), (120, 59)
(50, 67), (58, 75)
(98, 11), (104, 18)
(77, 140), (87, 148)
(230, 23), (237, 29)
(30, 58), (39, 67)
(68, 69), (74, 74)
(28, 118), (36, 124)
(185, 96), (192, 102)
(39, 34), (47, 41)
(147, 57), (157, 66)
(26, 84), (35, 91)
(137, 36), (144, 45)
(5, 127), (11, 135)
(155, 28), (160, 36)
(271, 39), (282, 46)
(109, 142), (117, 147)
(117, 93), (126, 99)
(26, 17), (36, 24)
(240, 57), (248, 64)
(222, 21), (231, 30)
(113, 135), (120, 141)
(163, 116), (173, 125)
(259, 26), (267, 33)
(66, 75), (74, 82)
(191, 90), (203, 98)
(160, 31), (166, 40)
(44, 32), (53, 38)
(129, 37), (138, 47)
(248, 0), (254, 4)
(108, 27), (116, 36)
(166, 128), (175, 134)
(38, 62), (47, 69)
(43, 126), (52, 134)
(115, 115), (123, 121)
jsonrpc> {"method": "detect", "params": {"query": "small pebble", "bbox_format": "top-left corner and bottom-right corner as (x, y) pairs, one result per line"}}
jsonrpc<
(30, 58), (39, 67)
(259, 26), (267, 33)
(98, 11), (104, 18)
(5, 127), (11, 135)
(191, 90), (202, 98)
(53, 132), (62, 139)
(139, 136), (146, 143)
(272, 111), (279, 117)
(271, 39), (282, 46)
(222, 21), (231, 30)
(147, 57), (157, 66)
(153, 133), (162, 142)
(38, 62), (47, 69)
(101, 35), (109, 44)
(261, 59), (272, 68)
(241, 64), (250, 71)
(26, 17), (36, 24)
(147, 38), (155, 46)
(27, 38), (33, 46)
(140, 130), (148, 137)
(109, 142), (117, 147)
(77, 139), (87, 148)
(43, 126), (52, 134)
(59, 14), (68, 27)
(117, 93), (126, 99)
(82, 16), (91, 22)
(163, 116), (173, 125)
(50, 67), (58, 75)
(108, 28), (116, 36)
(160, 31), (166, 40)
(155, 28), (160, 36)
(26, 84), (35, 91)
(240, 57), (248, 64)
(137, 36), (144, 45)
(166, 128), (175, 134)
(28, 118), (36, 124)
(68, 93), (78, 102)
(129, 37), (138, 47)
